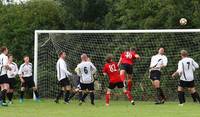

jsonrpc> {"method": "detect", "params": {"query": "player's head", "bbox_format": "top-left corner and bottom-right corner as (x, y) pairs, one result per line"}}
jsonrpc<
(158, 48), (165, 55)
(8, 54), (13, 62)
(81, 53), (88, 61)
(180, 50), (188, 58)
(1, 46), (8, 55)
(129, 47), (136, 52)
(105, 54), (113, 63)
(59, 51), (66, 59)
(24, 55), (30, 63)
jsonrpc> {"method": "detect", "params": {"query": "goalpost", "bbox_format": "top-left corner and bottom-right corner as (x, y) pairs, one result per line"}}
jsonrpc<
(34, 29), (200, 100)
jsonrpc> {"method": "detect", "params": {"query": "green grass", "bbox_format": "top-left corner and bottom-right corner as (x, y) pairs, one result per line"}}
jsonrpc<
(0, 99), (200, 117)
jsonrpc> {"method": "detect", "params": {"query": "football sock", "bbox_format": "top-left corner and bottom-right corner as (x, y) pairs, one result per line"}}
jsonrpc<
(81, 93), (88, 102)
(20, 91), (24, 99)
(34, 90), (39, 99)
(178, 91), (185, 104)
(1, 89), (7, 103)
(192, 92), (200, 103)
(105, 93), (110, 104)
(191, 93), (197, 102)
(159, 88), (165, 100)
(56, 90), (63, 101)
(90, 92), (95, 104)
(120, 73), (126, 82)
(127, 80), (132, 92)
(68, 92), (76, 101)
(78, 92), (83, 101)
(124, 91), (133, 101)
(7, 92), (13, 101)
(156, 88), (161, 101)
(64, 90), (70, 102)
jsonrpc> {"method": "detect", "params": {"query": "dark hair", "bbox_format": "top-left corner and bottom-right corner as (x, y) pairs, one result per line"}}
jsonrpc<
(105, 54), (113, 63)
(1, 46), (7, 53)
(23, 55), (29, 59)
(59, 51), (65, 57)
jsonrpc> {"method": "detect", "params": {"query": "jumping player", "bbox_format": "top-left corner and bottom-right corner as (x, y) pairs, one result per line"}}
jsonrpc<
(103, 54), (135, 106)
(172, 50), (200, 106)
(118, 47), (140, 92)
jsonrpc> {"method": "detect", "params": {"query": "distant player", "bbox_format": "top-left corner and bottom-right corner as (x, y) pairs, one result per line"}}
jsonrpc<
(0, 46), (10, 106)
(7, 54), (18, 104)
(103, 54), (135, 106)
(118, 47), (140, 92)
(75, 54), (97, 105)
(55, 52), (72, 104)
(172, 50), (200, 106)
(18, 55), (40, 103)
(149, 48), (167, 104)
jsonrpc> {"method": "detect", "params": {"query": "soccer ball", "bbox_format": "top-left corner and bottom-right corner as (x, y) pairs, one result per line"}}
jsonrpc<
(179, 18), (187, 25)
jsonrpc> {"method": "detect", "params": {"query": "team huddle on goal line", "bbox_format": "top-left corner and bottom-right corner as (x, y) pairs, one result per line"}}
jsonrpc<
(0, 46), (200, 107)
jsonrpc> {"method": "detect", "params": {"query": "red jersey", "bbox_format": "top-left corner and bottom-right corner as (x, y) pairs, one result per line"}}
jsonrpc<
(120, 51), (137, 65)
(103, 62), (122, 83)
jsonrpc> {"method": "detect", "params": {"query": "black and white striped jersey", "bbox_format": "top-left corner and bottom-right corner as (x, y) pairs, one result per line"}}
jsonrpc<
(7, 62), (18, 78)
(0, 53), (8, 76)
(18, 63), (32, 77)
(176, 57), (199, 81)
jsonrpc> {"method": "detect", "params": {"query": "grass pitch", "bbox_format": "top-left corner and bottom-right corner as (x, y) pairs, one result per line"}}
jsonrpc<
(0, 99), (200, 117)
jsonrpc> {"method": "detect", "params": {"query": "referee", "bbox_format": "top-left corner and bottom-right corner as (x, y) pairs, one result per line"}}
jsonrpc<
(149, 48), (168, 104)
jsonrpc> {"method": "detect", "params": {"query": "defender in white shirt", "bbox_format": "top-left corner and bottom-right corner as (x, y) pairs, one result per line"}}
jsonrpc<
(55, 52), (72, 104)
(172, 50), (200, 105)
(7, 54), (18, 104)
(0, 46), (10, 106)
(75, 54), (97, 105)
(18, 56), (39, 103)
(149, 48), (168, 104)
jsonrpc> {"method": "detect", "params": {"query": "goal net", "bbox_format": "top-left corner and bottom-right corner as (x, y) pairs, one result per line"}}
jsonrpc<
(34, 30), (200, 101)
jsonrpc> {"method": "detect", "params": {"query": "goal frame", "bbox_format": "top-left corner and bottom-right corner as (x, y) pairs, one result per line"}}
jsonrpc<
(34, 29), (200, 99)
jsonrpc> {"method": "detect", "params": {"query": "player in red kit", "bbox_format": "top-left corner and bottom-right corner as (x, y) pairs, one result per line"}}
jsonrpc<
(103, 54), (135, 106)
(118, 47), (140, 92)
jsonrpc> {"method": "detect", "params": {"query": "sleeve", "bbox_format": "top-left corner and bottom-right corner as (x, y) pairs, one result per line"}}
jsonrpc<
(163, 56), (168, 66)
(176, 61), (182, 74)
(192, 59), (199, 69)
(132, 52), (136, 59)
(2, 56), (8, 66)
(14, 64), (19, 76)
(60, 61), (72, 76)
(150, 56), (155, 68)
(90, 62), (97, 74)
(18, 65), (23, 75)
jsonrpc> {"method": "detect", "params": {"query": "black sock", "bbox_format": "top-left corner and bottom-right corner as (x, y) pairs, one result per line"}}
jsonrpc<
(20, 91), (24, 99)
(156, 88), (161, 101)
(178, 91), (185, 104)
(192, 92), (200, 103)
(56, 90), (63, 101)
(159, 88), (165, 100)
(1, 89), (7, 103)
(191, 93), (197, 102)
(81, 93), (88, 102)
(90, 92), (95, 104)
(7, 92), (13, 101)
(64, 90), (70, 102)
(79, 92), (83, 101)
(34, 90), (39, 99)
(68, 92), (76, 101)
(0, 91), (2, 101)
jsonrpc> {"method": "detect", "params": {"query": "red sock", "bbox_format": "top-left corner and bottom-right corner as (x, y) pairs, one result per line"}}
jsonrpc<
(105, 93), (110, 104)
(124, 91), (133, 102)
(127, 80), (132, 91)
(120, 73), (126, 81)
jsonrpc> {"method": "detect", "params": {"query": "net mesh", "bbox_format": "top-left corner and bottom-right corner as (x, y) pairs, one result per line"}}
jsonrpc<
(36, 31), (200, 101)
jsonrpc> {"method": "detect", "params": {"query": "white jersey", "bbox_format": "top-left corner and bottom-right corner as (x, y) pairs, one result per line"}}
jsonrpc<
(0, 53), (8, 76)
(176, 57), (199, 81)
(7, 62), (18, 78)
(56, 58), (71, 81)
(76, 61), (96, 84)
(150, 54), (168, 71)
(18, 63), (32, 77)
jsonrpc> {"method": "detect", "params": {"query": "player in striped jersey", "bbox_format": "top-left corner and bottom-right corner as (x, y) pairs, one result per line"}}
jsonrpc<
(75, 54), (97, 105)
(18, 56), (40, 103)
(7, 54), (18, 104)
(172, 50), (200, 106)
(149, 48), (168, 104)
(0, 46), (10, 106)
(55, 52), (72, 104)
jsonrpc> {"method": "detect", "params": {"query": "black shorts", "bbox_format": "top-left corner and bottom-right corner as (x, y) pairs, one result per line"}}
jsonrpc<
(150, 70), (161, 81)
(21, 76), (35, 88)
(178, 80), (195, 88)
(108, 82), (124, 89)
(120, 64), (133, 74)
(80, 82), (94, 91)
(7, 78), (16, 89)
(0, 74), (9, 84)
(59, 78), (70, 87)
